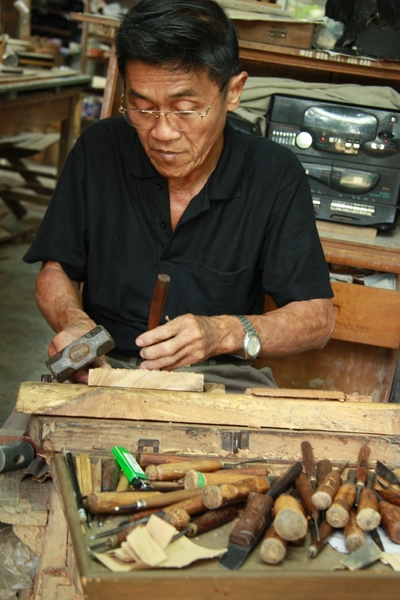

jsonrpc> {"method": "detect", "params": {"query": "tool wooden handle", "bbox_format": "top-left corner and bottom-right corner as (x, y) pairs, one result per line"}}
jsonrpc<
(377, 486), (400, 507)
(273, 494), (308, 542)
(312, 471), (342, 510)
(135, 488), (202, 511)
(229, 492), (274, 548)
(202, 477), (270, 509)
(101, 458), (120, 492)
(379, 500), (400, 544)
(162, 493), (207, 516)
(184, 468), (268, 489)
(115, 473), (129, 492)
(316, 459), (332, 485)
(356, 446), (371, 476)
(295, 472), (319, 519)
(259, 526), (287, 565)
(356, 488), (381, 531)
(162, 509), (191, 530)
(151, 481), (184, 492)
(85, 491), (161, 514)
(308, 520), (334, 558)
(344, 509), (366, 553)
(147, 273), (170, 330)
(326, 482), (356, 528)
(145, 459), (222, 481)
(268, 461), (303, 499)
(138, 453), (190, 468)
(301, 441), (317, 486)
(186, 505), (239, 538)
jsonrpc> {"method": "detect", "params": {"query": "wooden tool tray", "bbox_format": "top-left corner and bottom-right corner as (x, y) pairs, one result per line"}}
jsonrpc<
(16, 382), (400, 599)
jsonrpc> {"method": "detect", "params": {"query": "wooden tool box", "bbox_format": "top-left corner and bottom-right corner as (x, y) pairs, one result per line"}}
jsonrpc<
(16, 382), (400, 600)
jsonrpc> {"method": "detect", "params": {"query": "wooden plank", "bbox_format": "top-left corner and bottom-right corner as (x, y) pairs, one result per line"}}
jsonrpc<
(28, 415), (400, 466)
(15, 382), (400, 436)
(316, 220), (378, 240)
(88, 368), (205, 391)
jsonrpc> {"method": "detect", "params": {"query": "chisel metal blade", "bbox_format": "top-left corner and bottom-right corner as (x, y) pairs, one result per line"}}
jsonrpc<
(376, 461), (400, 486)
(219, 492), (273, 571)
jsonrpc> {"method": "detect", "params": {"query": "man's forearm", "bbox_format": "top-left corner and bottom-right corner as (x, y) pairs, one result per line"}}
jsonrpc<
(35, 261), (93, 333)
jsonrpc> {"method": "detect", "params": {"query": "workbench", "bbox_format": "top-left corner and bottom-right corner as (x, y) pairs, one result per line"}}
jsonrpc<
(0, 69), (92, 175)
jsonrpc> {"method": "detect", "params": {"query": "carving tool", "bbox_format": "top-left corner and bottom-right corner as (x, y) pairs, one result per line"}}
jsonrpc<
(65, 451), (87, 524)
(147, 273), (170, 330)
(344, 509), (366, 553)
(355, 445), (371, 507)
(308, 520), (334, 558)
(301, 441), (317, 492)
(311, 461), (348, 511)
(219, 461), (302, 570)
(202, 477), (270, 510)
(295, 471), (320, 541)
(259, 526), (287, 565)
(186, 505), (240, 538)
(326, 480), (357, 528)
(273, 494), (308, 542)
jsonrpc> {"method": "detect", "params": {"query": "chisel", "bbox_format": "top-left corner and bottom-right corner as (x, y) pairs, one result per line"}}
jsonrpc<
(147, 273), (170, 330)
(301, 441), (317, 492)
(219, 461), (303, 570)
(355, 445), (371, 507)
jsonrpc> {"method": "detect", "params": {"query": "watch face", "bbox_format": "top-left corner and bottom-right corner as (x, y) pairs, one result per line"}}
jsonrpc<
(246, 333), (261, 358)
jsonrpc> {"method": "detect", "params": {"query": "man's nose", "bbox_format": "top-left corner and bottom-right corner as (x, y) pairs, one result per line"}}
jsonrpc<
(149, 113), (181, 140)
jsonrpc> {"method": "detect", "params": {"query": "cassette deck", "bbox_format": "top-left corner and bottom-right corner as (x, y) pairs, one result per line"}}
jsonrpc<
(266, 95), (400, 230)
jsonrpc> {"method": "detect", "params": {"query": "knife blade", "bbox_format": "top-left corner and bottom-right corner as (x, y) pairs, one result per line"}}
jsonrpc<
(219, 461), (303, 570)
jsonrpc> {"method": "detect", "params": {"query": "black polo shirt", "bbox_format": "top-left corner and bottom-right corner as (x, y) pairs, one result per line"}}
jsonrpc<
(24, 117), (333, 355)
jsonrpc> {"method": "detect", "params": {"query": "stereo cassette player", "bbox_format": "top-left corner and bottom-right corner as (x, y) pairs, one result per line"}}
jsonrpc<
(266, 94), (400, 229)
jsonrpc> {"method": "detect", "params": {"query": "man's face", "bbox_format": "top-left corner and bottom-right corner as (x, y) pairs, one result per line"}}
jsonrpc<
(123, 61), (243, 182)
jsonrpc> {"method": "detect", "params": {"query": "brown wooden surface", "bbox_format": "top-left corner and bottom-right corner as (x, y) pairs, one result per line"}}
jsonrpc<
(234, 20), (314, 49)
(27, 414), (400, 465)
(16, 382), (400, 435)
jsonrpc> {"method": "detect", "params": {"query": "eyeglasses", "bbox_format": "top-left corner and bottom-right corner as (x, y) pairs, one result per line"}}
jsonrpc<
(119, 89), (224, 131)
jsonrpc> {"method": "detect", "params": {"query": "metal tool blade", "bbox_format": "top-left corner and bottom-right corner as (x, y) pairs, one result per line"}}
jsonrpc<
(376, 461), (400, 486)
(219, 542), (254, 571)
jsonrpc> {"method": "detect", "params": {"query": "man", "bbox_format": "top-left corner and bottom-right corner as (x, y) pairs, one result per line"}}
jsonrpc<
(24, 0), (335, 392)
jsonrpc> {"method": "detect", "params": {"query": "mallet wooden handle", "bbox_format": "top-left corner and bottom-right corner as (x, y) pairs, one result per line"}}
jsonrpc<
(326, 482), (356, 528)
(356, 488), (381, 531)
(202, 477), (270, 509)
(273, 494), (308, 542)
(147, 273), (170, 330)
(145, 459), (222, 481)
(344, 509), (366, 553)
(259, 526), (287, 565)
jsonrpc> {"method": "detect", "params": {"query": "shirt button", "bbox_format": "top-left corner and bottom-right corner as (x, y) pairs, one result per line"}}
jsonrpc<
(160, 219), (167, 229)
(156, 183), (162, 191)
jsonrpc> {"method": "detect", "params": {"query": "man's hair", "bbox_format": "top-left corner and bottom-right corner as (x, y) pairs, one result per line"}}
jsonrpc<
(115, 0), (240, 88)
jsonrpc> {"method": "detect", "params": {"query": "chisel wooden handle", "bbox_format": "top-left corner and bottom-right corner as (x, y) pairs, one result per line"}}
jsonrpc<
(268, 461), (303, 499)
(301, 441), (317, 490)
(273, 494), (308, 542)
(355, 445), (371, 506)
(85, 490), (161, 514)
(326, 482), (356, 528)
(229, 492), (274, 548)
(259, 526), (287, 565)
(184, 468), (268, 489)
(295, 472), (320, 521)
(163, 493), (206, 516)
(186, 505), (239, 538)
(134, 488), (202, 511)
(379, 500), (400, 544)
(138, 453), (190, 468)
(101, 458), (120, 492)
(162, 508), (191, 530)
(377, 485), (400, 507)
(202, 477), (270, 509)
(308, 520), (334, 558)
(316, 459), (332, 485)
(344, 509), (366, 553)
(312, 470), (342, 510)
(147, 273), (170, 330)
(356, 488), (381, 531)
(145, 459), (222, 481)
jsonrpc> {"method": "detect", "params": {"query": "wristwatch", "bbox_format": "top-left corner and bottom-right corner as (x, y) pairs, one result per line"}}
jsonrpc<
(236, 315), (261, 360)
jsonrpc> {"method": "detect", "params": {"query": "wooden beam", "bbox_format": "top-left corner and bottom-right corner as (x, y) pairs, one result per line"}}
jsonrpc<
(16, 382), (400, 436)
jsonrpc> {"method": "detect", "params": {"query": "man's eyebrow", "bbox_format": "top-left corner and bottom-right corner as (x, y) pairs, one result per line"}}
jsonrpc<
(126, 87), (198, 100)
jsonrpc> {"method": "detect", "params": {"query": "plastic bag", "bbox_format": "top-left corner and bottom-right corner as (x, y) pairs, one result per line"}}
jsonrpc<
(0, 526), (38, 600)
(313, 17), (345, 50)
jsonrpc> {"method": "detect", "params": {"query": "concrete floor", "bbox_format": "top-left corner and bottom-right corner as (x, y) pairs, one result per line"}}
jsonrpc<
(0, 239), (52, 427)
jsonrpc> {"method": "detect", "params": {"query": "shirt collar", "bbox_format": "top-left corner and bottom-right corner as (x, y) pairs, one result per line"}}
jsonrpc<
(129, 120), (245, 202)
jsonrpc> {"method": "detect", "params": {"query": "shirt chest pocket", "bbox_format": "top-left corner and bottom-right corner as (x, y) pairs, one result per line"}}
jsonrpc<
(191, 260), (255, 315)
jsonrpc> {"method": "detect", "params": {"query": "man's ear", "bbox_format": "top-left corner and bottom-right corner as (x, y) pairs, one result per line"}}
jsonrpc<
(225, 71), (248, 111)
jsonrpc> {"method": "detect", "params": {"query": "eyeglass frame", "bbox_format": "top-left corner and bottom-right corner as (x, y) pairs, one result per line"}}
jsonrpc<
(118, 82), (228, 130)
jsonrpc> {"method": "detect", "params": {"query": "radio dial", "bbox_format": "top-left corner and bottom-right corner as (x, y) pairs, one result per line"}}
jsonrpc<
(296, 131), (313, 149)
